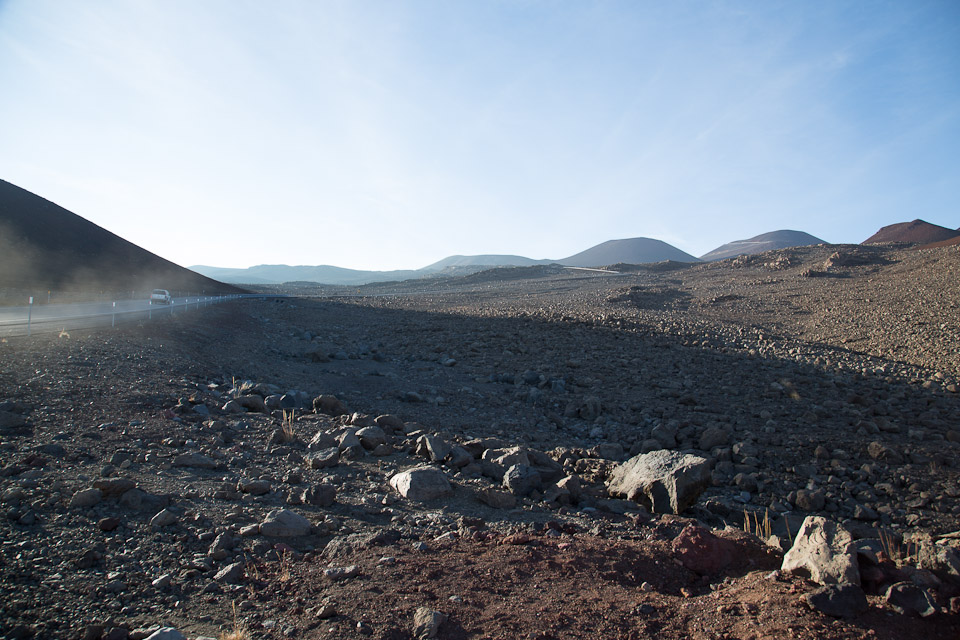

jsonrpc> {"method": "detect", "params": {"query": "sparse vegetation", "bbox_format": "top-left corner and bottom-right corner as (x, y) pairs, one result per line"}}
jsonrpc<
(218, 601), (250, 640)
(280, 409), (296, 443)
(743, 508), (772, 540)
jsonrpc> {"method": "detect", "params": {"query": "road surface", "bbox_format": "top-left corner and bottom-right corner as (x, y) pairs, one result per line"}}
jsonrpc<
(0, 295), (239, 337)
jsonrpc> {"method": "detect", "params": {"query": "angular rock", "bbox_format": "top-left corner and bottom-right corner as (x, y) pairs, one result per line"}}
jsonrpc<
(313, 395), (348, 416)
(239, 479), (271, 495)
(301, 484), (336, 507)
(412, 607), (447, 640)
(375, 414), (405, 431)
(782, 516), (859, 585)
(416, 435), (452, 463)
(699, 426), (729, 450)
(502, 464), (541, 497)
(150, 508), (177, 528)
(446, 446), (473, 468)
(69, 488), (103, 508)
(93, 477), (137, 497)
(390, 466), (452, 501)
(867, 441), (902, 464)
(213, 561), (245, 584)
(916, 544), (960, 586)
(356, 426), (387, 450)
(260, 509), (312, 537)
(885, 581), (937, 617)
(307, 447), (340, 469)
(802, 583), (869, 618)
(308, 431), (337, 451)
(794, 489), (826, 512)
(324, 565), (360, 581)
(606, 450), (710, 514)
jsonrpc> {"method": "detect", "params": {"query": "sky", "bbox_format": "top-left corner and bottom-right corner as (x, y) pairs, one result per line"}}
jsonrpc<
(1, 1), (958, 271)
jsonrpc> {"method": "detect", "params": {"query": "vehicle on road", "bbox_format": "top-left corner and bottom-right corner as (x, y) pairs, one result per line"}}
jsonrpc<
(149, 289), (173, 305)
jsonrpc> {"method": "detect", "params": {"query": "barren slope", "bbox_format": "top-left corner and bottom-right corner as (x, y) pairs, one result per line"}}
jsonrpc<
(0, 243), (958, 639)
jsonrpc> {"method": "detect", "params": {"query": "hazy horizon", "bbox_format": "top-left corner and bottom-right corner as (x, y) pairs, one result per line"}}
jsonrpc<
(1, 1), (957, 271)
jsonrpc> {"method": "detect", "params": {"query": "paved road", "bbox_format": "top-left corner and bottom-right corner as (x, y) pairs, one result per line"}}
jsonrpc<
(0, 295), (239, 337)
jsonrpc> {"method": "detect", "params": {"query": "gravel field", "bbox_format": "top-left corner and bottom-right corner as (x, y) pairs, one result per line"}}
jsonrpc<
(0, 243), (958, 639)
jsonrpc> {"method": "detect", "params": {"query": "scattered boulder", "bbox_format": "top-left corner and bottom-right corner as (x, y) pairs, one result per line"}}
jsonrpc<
(308, 432), (338, 451)
(867, 441), (902, 464)
(446, 446), (473, 468)
(69, 488), (103, 508)
(885, 582), (938, 617)
(301, 484), (336, 507)
(782, 516), (859, 585)
(149, 509), (177, 528)
(802, 583), (869, 619)
(307, 448), (340, 470)
(92, 477), (136, 497)
(356, 426), (387, 450)
(412, 607), (447, 639)
(794, 489), (826, 512)
(502, 464), (542, 497)
(416, 435), (452, 463)
(606, 450), (710, 514)
(313, 395), (348, 416)
(699, 426), (729, 450)
(213, 562), (245, 584)
(260, 509), (312, 537)
(916, 544), (960, 586)
(390, 466), (453, 501)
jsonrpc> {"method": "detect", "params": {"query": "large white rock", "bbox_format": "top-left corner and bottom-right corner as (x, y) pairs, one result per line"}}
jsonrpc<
(782, 516), (859, 585)
(606, 449), (710, 514)
(390, 466), (452, 501)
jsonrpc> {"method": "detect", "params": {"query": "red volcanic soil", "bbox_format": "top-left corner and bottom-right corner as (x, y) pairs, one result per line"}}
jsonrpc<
(917, 235), (960, 250)
(863, 219), (960, 245)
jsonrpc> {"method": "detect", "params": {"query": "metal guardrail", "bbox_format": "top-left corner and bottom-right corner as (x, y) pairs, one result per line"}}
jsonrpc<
(0, 295), (256, 338)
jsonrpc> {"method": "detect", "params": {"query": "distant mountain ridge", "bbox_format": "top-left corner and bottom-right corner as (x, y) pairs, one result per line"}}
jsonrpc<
(0, 179), (240, 294)
(190, 264), (422, 287)
(700, 230), (825, 261)
(862, 219), (959, 245)
(556, 237), (700, 267)
(192, 237), (702, 285)
(420, 254), (550, 271)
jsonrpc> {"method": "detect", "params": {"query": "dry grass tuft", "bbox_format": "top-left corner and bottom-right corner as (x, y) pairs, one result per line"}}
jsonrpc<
(743, 508), (772, 540)
(280, 409), (296, 443)
(219, 601), (250, 640)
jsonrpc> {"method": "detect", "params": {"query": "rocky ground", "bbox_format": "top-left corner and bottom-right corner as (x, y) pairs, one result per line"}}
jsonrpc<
(0, 243), (958, 639)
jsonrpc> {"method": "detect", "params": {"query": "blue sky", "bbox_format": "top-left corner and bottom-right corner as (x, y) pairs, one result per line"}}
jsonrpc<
(1, 1), (957, 270)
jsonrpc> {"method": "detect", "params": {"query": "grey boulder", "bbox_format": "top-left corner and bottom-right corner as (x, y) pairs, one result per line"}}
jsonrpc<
(390, 466), (452, 501)
(782, 516), (859, 585)
(260, 509), (312, 537)
(606, 450), (710, 514)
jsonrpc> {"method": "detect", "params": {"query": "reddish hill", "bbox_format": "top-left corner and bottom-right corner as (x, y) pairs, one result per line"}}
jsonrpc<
(0, 179), (241, 295)
(862, 219), (960, 245)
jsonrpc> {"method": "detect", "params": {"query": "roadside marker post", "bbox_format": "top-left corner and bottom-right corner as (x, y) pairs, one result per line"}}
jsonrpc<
(112, 301), (116, 327)
(27, 297), (33, 336)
